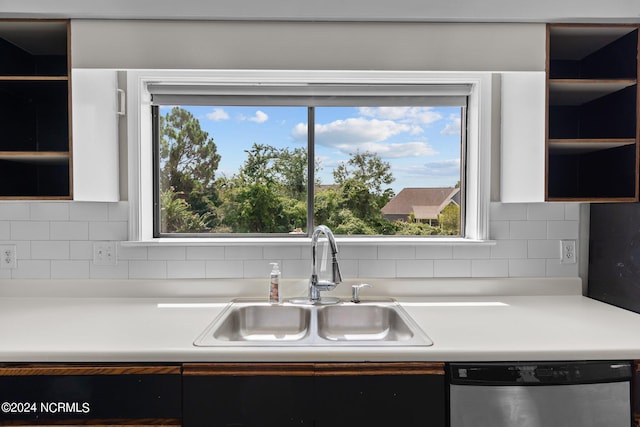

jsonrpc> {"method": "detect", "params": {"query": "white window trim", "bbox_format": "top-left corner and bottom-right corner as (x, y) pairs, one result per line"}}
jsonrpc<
(126, 69), (492, 246)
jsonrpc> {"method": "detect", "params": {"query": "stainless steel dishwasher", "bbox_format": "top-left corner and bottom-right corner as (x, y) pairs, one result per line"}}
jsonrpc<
(449, 361), (633, 427)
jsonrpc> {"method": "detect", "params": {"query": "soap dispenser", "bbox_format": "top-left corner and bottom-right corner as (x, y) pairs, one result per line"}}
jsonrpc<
(268, 262), (281, 304)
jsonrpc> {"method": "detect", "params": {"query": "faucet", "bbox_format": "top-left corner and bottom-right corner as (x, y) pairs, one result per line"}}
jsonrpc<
(308, 225), (342, 303)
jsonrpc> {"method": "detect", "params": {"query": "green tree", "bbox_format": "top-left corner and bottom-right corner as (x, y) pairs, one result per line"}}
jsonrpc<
(439, 203), (461, 235)
(159, 107), (221, 229)
(160, 188), (211, 233)
(219, 143), (307, 233)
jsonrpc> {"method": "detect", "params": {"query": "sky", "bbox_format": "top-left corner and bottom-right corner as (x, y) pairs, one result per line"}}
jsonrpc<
(161, 105), (462, 194)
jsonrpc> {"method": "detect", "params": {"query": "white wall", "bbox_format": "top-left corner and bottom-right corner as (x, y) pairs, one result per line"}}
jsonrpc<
(0, 201), (580, 280)
(0, 20), (583, 282)
(1, 0), (639, 22)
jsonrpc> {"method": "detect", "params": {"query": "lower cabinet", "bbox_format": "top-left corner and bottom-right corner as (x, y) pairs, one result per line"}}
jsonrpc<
(183, 362), (446, 427)
(0, 364), (182, 426)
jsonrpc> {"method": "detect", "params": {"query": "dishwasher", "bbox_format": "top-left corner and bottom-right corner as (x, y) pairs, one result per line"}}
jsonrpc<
(449, 361), (633, 427)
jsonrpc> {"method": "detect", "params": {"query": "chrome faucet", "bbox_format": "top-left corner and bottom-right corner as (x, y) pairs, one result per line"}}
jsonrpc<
(308, 225), (342, 303)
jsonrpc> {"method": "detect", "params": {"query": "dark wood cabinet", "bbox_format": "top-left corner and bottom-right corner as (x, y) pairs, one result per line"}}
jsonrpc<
(0, 364), (182, 426)
(183, 362), (446, 427)
(546, 24), (639, 201)
(0, 20), (72, 199)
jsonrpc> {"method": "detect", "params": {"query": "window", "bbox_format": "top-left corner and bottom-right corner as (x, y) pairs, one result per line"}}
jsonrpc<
(127, 71), (492, 243)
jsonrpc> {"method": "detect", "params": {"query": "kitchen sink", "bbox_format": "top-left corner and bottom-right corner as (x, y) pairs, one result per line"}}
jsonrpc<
(194, 299), (433, 347)
(211, 304), (311, 342)
(316, 304), (415, 342)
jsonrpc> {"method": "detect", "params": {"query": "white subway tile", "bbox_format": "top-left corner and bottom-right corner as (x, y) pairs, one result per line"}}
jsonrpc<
(108, 202), (129, 221)
(378, 245), (415, 260)
(509, 220), (546, 240)
(564, 203), (582, 221)
(264, 245), (304, 260)
(546, 259), (579, 277)
(472, 259), (509, 277)
(70, 203), (108, 221)
(118, 244), (148, 260)
(90, 262), (130, 279)
(167, 261), (207, 278)
(52, 261), (90, 279)
(489, 220), (509, 240)
(70, 241), (93, 260)
(415, 245), (453, 259)
(490, 202), (527, 221)
(225, 246), (263, 260)
(434, 260), (471, 277)
(186, 246), (225, 260)
(337, 259), (358, 279)
(13, 260), (50, 279)
(129, 261), (167, 279)
(15, 242), (30, 260)
(528, 240), (560, 259)
(281, 259), (309, 279)
(547, 221), (579, 240)
(244, 260), (277, 279)
(206, 260), (244, 278)
(509, 259), (546, 277)
(31, 241), (70, 260)
(527, 203), (565, 220)
(11, 221), (49, 240)
(0, 222), (9, 240)
(89, 221), (128, 241)
(30, 202), (70, 221)
(453, 245), (490, 259)
(490, 240), (527, 259)
(51, 222), (89, 240)
(0, 203), (29, 220)
(148, 246), (186, 260)
(358, 260), (396, 278)
(396, 260), (434, 278)
(339, 245), (377, 260)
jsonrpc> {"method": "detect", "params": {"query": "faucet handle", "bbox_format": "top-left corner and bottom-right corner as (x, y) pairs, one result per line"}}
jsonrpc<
(351, 283), (372, 303)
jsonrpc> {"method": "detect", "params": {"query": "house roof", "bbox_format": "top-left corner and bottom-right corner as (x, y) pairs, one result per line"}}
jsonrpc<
(382, 187), (460, 219)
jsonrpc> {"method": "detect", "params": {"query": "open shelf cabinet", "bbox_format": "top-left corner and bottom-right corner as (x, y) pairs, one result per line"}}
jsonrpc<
(546, 24), (639, 202)
(0, 20), (71, 199)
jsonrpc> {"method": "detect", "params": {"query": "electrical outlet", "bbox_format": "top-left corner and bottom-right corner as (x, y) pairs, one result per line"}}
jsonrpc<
(0, 245), (17, 269)
(93, 242), (117, 266)
(560, 240), (577, 264)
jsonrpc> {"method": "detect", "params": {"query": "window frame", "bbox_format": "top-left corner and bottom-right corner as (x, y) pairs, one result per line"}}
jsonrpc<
(126, 70), (492, 245)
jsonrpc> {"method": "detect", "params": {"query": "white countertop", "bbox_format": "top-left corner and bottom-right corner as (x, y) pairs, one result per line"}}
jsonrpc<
(1, 278), (640, 363)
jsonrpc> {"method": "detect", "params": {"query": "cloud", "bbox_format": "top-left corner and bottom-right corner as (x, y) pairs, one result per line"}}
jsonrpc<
(206, 108), (230, 121)
(334, 141), (437, 158)
(292, 117), (411, 146)
(415, 159), (461, 176)
(239, 110), (269, 123)
(440, 114), (461, 136)
(359, 107), (442, 125)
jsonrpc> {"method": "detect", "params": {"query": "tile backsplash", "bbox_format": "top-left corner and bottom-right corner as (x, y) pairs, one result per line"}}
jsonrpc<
(0, 201), (581, 280)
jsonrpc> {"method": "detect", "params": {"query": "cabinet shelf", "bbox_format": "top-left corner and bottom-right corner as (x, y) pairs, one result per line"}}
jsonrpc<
(548, 138), (636, 154)
(0, 151), (69, 164)
(548, 79), (636, 105)
(546, 24), (639, 202)
(0, 20), (71, 199)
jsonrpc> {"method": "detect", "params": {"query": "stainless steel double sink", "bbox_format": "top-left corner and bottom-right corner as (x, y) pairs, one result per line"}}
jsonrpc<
(194, 299), (433, 347)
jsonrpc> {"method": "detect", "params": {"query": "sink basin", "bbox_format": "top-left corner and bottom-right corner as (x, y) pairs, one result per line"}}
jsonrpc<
(211, 304), (310, 342)
(194, 299), (433, 347)
(317, 305), (414, 342)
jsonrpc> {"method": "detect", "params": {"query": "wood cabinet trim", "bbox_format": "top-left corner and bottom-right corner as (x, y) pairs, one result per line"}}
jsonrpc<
(0, 365), (181, 376)
(183, 362), (445, 376)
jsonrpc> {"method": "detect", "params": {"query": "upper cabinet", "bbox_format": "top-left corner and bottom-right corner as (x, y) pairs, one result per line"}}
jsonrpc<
(546, 24), (639, 201)
(0, 20), (71, 199)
